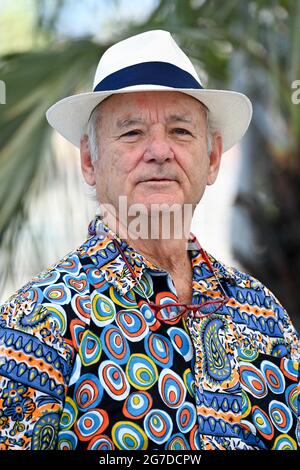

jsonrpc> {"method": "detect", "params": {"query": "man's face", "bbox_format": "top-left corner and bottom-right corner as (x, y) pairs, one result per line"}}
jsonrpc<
(81, 91), (222, 216)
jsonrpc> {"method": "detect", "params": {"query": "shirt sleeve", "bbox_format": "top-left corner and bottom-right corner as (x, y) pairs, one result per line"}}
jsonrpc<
(0, 287), (74, 450)
(263, 284), (300, 362)
(229, 264), (300, 360)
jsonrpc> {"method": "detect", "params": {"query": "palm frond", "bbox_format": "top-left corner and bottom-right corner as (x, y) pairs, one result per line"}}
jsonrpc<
(0, 39), (104, 242)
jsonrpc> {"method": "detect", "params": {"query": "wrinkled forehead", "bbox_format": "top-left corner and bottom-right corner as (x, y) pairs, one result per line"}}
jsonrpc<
(97, 90), (208, 122)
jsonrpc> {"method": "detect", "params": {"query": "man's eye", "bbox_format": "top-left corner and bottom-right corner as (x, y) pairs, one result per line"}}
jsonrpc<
(121, 130), (141, 138)
(172, 128), (192, 136)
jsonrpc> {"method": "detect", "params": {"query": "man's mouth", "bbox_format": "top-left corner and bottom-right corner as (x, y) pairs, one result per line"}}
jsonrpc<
(141, 178), (175, 182)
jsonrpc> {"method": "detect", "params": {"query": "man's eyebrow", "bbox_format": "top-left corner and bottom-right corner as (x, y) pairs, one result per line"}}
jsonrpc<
(167, 114), (194, 124)
(115, 114), (196, 129)
(116, 117), (145, 128)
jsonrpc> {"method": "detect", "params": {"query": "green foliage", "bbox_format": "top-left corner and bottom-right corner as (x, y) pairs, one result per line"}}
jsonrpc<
(2, 0), (298, 250)
(0, 40), (102, 242)
(136, 0), (300, 155)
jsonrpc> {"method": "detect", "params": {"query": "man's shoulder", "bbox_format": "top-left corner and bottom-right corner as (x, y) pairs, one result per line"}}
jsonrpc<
(0, 245), (88, 387)
(209, 251), (274, 293)
(208, 251), (300, 357)
(207, 251), (289, 320)
(1, 238), (94, 314)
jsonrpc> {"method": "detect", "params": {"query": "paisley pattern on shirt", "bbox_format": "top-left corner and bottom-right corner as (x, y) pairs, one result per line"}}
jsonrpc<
(0, 216), (299, 450)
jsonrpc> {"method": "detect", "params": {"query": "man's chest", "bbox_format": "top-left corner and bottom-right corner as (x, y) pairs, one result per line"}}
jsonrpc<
(61, 252), (299, 450)
(173, 279), (193, 304)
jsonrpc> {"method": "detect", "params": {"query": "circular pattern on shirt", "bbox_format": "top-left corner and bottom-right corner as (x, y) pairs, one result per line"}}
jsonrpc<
(79, 329), (102, 366)
(281, 357), (298, 381)
(112, 421), (148, 450)
(24, 286), (44, 304)
(43, 304), (67, 335)
(138, 301), (160, 330)
(57, 430), (78, 450)
(116, 309), (148, 341)
(101, 326), (130, 364)
(70, 319), (86, 350)
(176, 403), (197, 433)
(57, 255), (80, 274)
(183, 369), (195, 397)
(86, 267), (107, 292)
(99, 360), (130, 400)
(166, 433), (190, 450)
(123, 391), (153, 420)
(71, 294), (91, 323)
(154, 292), (183, 325)
(74, 373), (103, 411)
(31, 412), (60, 450)
(91, 292), (116, 326)
(268, 400), (293, 433)
(44, 283), (71, 305)
(87, 434), (115, 450)
(126, 354), (158, 390)
(241, 390), (251, 418)
(158, 369), (186, 409)
(272, 434), (297, 450)
(285, 384), (298, 415)
(261, 360), (285, 394)
(75, 408), (109, 440)
(240, 419), (257, 436)
(60, 397), (78, 430)
(252, 405), (274, 440)
(63, 273), (88, 294)
(239, 363), (267, 399)
(238, 347), (259, 362)
(110, 287), (137, 308)
(189, 424), (202, 450)
(69, 354), (82, 387)
(143, 409), (173, 444)
(167, 327), (193, 361)
(144, 333), (173, 368)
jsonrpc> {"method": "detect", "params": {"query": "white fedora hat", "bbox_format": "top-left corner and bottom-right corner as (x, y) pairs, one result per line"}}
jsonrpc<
(46, 29), (252, 153)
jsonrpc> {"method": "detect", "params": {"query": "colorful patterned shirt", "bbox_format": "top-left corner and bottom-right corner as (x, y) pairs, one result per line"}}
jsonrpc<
(0, 217), (299, 450)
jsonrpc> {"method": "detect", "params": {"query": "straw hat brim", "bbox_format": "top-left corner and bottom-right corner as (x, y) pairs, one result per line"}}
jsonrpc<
(46, 85), (252, 153)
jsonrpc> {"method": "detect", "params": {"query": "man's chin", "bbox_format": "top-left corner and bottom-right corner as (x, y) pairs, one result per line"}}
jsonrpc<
(129, 199), (185, 214)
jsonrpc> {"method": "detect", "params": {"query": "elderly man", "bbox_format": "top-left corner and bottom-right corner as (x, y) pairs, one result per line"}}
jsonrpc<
(0, 30), (299, 451)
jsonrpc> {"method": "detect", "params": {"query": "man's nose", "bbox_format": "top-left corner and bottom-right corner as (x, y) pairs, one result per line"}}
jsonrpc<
(142, 130), (174, 163)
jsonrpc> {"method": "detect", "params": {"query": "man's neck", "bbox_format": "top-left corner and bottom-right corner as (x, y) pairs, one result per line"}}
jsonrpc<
(101, 210), (193, 274)
(126, 235), (191, 274)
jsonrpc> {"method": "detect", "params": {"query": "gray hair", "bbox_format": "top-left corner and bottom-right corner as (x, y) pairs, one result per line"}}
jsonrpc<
(86, 104), (102, 164)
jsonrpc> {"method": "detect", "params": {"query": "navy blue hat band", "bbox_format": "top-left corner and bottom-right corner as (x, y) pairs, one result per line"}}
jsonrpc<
(93, 61), (203, 92)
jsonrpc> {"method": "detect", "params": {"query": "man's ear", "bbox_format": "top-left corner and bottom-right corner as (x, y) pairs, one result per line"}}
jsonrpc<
(207, 132), (223, 186)
(80, 135), (96, 186)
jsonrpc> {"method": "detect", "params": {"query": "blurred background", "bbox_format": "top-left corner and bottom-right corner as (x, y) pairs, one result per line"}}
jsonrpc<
(0, 0), (299, 330)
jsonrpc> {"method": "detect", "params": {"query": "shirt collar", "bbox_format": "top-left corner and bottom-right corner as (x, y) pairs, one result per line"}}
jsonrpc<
(79, 216), (236, 298)
(79, 216), (163, 295)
